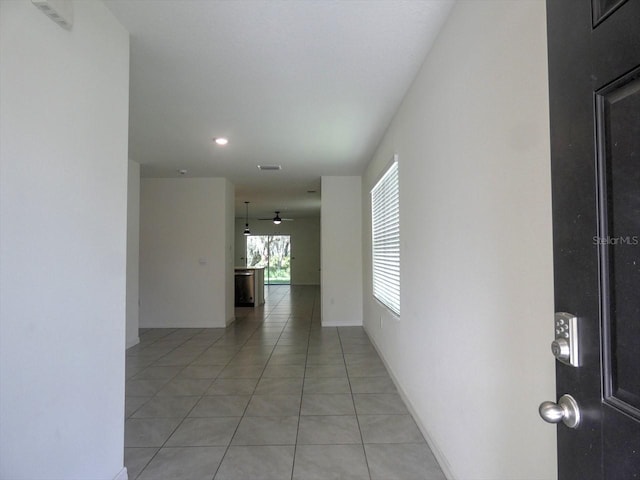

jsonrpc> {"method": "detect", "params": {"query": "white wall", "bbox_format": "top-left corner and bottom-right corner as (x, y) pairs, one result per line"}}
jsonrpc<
(0, 1), (129, 479)
(126, 160), (141, 348)
(361, 1), (557, 479)
(140, 178), (235, 328)
(223, 180), (235, 324)
(321, 176), (363, 326)
(234, 217), (321, 285)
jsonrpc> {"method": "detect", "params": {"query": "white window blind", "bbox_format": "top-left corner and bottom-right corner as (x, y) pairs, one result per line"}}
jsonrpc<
(371, 158), (400, 316)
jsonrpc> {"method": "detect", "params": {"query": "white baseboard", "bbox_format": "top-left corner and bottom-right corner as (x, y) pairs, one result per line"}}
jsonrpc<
(139, 321), (229, 328)
(126, 336), (140, 349)
(321, 322), (363, 327)
(112, 466), (128, 480)
(366, 330), (456, 480)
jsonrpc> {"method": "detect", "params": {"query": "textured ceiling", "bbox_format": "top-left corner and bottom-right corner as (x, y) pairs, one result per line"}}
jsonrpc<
(104, 0), (454, 218)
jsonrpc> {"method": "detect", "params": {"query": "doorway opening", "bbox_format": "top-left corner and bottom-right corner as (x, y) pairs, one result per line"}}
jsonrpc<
(246, 235), (291, 285)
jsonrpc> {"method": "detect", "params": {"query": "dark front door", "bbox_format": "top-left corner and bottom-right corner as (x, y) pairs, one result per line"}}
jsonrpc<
(546, 1), (640, 478)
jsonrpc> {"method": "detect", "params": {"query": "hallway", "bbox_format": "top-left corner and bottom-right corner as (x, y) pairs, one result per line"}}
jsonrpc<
(124, 286), (445, 479)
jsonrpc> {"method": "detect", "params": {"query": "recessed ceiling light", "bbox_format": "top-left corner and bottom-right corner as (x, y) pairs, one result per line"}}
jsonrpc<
(214, 137), (228, 146)
(257, 165), (282, 171)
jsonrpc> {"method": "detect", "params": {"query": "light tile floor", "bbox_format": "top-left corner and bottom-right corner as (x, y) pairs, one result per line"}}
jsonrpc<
(125, 285), (445, 480)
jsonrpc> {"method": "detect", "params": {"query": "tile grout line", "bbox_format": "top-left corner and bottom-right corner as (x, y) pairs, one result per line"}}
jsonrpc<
(338, 326), (374, 480)
(211, 284), (290, 480)
(290, 288), (316, 480)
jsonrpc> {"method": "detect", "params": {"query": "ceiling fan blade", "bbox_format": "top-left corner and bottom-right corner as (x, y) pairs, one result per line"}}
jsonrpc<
(257, 211), (294, 222)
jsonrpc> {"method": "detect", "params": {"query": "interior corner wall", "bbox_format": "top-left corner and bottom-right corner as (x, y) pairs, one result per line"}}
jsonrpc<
(321, 176), (363, 326)
(140, 177), (235, 328)
(126, 160), (141, 348)
(234, 217), (321, 285)
(361, 1), (557, 479)
(0, 1), (129, 479)
(224, 180), (235, 325)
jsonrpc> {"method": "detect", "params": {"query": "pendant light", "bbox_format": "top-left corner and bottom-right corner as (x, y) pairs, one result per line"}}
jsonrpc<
(243, 201), (251, 235)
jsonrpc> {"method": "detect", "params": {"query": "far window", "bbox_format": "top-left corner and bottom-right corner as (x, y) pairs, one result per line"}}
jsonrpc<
(371, 157), (400, 316)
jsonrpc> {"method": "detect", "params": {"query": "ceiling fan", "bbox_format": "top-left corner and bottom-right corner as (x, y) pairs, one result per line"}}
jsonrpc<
(258, 211), (294, 225)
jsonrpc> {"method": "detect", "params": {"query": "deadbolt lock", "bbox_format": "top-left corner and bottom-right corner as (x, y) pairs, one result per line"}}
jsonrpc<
(553, 312), (579, 367)
(551, 338), (570, 362)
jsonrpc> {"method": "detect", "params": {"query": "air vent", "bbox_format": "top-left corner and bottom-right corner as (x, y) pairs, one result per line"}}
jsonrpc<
(32, 0), (73, 29)
(257, 165), (282, 171)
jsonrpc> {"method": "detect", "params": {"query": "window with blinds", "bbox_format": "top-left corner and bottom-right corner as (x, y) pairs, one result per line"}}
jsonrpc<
(371, 157), (400, 316)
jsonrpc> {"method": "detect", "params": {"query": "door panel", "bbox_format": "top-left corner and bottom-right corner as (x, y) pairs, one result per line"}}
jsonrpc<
(546, 1), (640, 478)
(596, 65), (640, 480)
(592, 0), (628, 26)
(597, 69), (640, 417)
